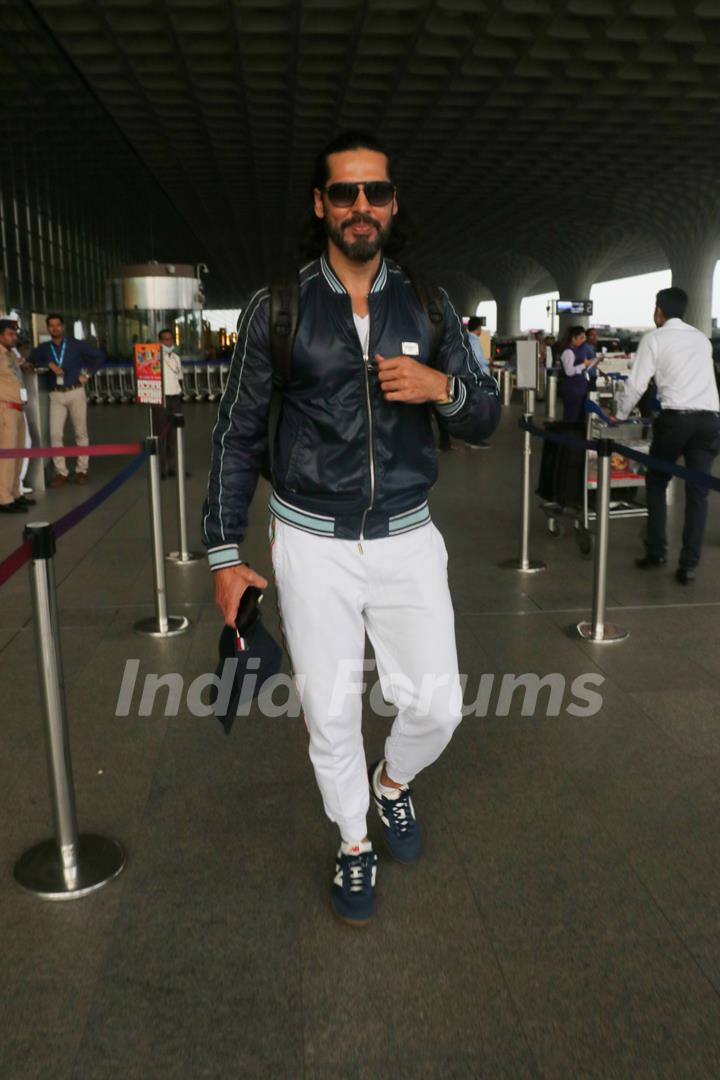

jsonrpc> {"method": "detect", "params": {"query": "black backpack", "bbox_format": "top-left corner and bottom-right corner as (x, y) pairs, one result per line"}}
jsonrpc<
(260, 265), (446, 481)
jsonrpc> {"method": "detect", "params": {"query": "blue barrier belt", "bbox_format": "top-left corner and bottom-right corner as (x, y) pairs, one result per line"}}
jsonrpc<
(519, 417), (598, 453)
(585, 398), (653, 427)
(53, 450), (148, 541)
(520, 413), (720, 494)
(612, 441), (720, 493)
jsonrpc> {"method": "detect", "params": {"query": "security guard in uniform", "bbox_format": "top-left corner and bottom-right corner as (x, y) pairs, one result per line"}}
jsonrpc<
(0, 318), (32, 513)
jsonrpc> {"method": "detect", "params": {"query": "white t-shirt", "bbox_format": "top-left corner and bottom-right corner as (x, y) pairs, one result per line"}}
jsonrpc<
(353, 313), (370, 358)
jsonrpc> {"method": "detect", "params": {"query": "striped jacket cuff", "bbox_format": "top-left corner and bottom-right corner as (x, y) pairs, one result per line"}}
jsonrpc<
(435, 377), (467, 418)
(208, 544), (244, 572)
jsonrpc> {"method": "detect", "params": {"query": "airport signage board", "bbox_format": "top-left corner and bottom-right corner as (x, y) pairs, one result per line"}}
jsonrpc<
(134, 343), (164, 404)
(555, 299), (593, 316)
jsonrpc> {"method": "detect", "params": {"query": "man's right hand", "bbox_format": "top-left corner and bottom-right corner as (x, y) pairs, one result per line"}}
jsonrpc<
(49, 362), (62, 375)
(213, 564), (269, 627)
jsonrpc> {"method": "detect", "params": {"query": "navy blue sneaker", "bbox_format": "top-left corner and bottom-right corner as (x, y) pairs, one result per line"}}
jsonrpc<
(369, 759), (422, 864)
(331, 841), (377, 926)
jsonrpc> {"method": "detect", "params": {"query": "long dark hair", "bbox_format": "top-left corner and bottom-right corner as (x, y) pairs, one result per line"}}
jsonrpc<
(298, 130), (409, 260)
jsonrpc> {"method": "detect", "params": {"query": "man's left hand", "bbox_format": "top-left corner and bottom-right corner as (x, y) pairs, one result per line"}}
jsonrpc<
(376, 354), (449, 404)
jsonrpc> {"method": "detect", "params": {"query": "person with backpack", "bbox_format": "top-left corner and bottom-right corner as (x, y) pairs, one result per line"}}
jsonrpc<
(202, 132), (500, 925)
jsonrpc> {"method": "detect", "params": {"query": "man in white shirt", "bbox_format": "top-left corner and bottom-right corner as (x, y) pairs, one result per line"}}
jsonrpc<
(154, 328), (185, 478)
(615, 287), (720, 584)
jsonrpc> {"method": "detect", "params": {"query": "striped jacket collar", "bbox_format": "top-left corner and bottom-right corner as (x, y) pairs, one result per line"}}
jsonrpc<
(320, 252), (389, 295)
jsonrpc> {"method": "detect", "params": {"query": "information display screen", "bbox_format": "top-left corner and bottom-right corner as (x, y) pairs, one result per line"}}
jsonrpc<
(555, 299), (593, 315)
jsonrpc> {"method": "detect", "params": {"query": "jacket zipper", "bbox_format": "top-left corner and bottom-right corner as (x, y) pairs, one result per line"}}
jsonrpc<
(359, 312), (375, 553)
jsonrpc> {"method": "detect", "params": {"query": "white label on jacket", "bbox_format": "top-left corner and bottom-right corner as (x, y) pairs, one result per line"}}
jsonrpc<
(402, 342), (420, 356)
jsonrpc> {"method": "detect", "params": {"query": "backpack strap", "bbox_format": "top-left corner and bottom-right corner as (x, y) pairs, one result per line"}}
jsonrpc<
(269, 272), (300, 388)
(401, 265), (446, 368)
(261, 270), (300, 482)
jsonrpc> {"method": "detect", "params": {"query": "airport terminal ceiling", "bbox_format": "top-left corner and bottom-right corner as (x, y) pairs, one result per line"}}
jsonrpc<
(4, 0), (720, 308)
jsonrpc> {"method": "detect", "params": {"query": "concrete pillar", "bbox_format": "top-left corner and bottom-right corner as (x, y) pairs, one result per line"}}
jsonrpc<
(494, 281), (524, 337)
(535, 226), (654, 341)
(645, 189), (720, 336)
(546, 264), (595, 338)
(665, 239), (720, 336)
(480, 253), (552, 339)
(439, 272), (486, 320)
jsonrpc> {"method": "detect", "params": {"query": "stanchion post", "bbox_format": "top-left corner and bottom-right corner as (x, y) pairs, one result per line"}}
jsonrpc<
(134, 436), (191, 637)
(502, 368), (513, 406)
(166, 414), (203, 565)
(500, 389), (546, 574)
(546, 371), (557, 421)
(14, 523), (125, 900)
(577, 439), (628, 643)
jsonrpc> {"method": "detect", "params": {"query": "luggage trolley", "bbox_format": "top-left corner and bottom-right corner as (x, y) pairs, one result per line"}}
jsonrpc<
(182, 360), (204, 401)
(539, 366), (649, 557)
(104, 365), (126, 403)
(86, 369), (105, 404)
(181, 360), (195, 402)
(117, 361), (136, 403)
(192, 361), (209, 401)
(206, 363), (222, 401)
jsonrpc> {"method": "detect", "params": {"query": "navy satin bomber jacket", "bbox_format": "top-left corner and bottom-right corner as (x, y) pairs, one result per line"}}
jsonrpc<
(202, 253), (500, 570)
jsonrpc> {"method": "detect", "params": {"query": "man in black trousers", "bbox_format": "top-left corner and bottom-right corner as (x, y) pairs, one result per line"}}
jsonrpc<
(615, 286), (720, 584)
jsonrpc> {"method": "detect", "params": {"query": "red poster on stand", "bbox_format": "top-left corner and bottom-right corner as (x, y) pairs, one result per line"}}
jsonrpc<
(134, 343), (164, 405)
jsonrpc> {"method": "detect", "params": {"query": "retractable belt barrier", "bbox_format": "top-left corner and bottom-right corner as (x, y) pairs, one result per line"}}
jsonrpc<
(165, 414), (203, 566)
(0, 442), (142, 459)
(522, 417), (597, 454)
(519, 406), (720, 644)
(2, 442), (149, 900)
(500, 389), (547, 573)
(0, 443), (145, 588)
(582, 400), (720, 492)
(2, 434), (194, 899)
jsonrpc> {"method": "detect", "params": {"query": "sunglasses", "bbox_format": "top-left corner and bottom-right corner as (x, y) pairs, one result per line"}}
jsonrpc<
(323, 181), (396, 208)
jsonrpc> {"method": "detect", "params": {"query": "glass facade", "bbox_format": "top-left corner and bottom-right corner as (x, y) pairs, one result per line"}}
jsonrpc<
(1, 0), (209, 349)
(0, 157), (130, 345)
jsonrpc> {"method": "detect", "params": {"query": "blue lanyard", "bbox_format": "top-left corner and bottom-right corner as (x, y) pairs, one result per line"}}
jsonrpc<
(50, 340), (67, 367)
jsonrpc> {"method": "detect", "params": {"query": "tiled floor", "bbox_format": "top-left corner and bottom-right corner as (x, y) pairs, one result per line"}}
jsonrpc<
(2, 399), (720, 1078)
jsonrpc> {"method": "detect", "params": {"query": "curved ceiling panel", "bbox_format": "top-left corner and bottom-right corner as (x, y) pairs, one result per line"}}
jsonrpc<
(3, 0), (720, 305)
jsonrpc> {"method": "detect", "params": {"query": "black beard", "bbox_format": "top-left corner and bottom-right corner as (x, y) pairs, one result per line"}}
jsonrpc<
(324, 212), (392, 263)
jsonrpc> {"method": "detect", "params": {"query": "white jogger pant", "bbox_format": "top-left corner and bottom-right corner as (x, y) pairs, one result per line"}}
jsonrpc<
(271, 518), (463, 842)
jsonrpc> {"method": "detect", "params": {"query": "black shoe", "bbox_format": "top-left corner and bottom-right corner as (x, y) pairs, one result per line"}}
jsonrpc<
(0, 502), (28, 513)
(15, 495), (36, 507)
(676, 567), (696, 585)
(635, 555), (667, 569)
